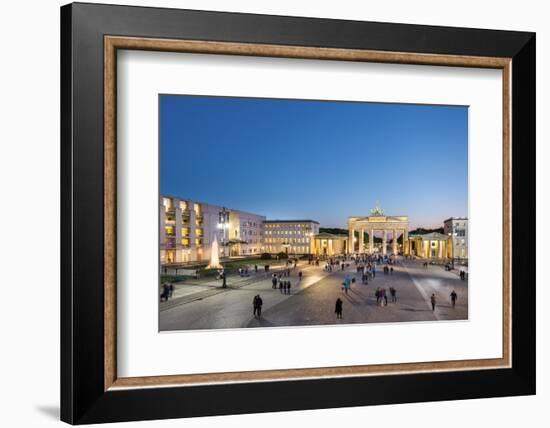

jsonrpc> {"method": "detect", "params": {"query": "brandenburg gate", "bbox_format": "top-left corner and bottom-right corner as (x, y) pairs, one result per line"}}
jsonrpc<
(347, 205), (409, 255)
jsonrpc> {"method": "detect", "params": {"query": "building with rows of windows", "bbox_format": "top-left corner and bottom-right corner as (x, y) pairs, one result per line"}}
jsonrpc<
(160, 195), (466, 264)
(443, 217), (469, 260)
(160, 195), (323, 264)
(160, 195), (265, 264)
(263, 220), (320, 255)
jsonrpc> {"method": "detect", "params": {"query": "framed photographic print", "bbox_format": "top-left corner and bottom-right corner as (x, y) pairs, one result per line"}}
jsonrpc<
(61, 2), (536, 424)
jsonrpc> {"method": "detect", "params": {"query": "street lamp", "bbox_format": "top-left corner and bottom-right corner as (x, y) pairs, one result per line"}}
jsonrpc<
(282, 242), (290, 255)
(218, 207), (229, 258)
(448, 228), (457, 270)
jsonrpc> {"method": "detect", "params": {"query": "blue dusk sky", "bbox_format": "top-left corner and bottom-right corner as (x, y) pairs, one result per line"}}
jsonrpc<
(160, 95), (468, 229)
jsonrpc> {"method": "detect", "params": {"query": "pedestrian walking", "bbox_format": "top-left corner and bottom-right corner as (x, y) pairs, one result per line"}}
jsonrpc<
(298, 271), (303, 281)
(222, 272), (227, 288)
(253, 294), (263, 317)
(390, 286), (397, 303)
(450, 290), (458, 308)
(160, 283), (170, 302)
(335, 298), (343, 319)
(390, 266), (394, 275)
(430, 293), (436, 311)
(252, 294), (258, 316)
(287, 281), (292, 294)
(343, 276), (351, 294)
(271, 276), (277, 289)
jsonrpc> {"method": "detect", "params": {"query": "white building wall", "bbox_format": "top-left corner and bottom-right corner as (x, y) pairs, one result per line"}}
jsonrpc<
(444, 217), (469, 259)
(263, 221), (319, 255)
(160, 195), (266, 264)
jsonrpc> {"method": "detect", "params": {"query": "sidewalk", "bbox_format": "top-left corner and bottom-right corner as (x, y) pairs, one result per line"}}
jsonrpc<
(160, 261), (323, 312)
(400, 259), (468, 321)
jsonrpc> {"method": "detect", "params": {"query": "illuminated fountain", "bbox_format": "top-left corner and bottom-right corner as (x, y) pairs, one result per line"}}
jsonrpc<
(206, 235), (223, 269)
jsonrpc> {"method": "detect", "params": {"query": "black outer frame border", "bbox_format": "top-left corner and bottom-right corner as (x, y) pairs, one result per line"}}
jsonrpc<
(60, 2), (536, 425)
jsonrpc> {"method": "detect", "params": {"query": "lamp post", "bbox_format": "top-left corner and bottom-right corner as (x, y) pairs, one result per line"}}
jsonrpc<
(282, 242), (290, 256)
(218, 207), (229, 258)
(448, 228), (457, 270)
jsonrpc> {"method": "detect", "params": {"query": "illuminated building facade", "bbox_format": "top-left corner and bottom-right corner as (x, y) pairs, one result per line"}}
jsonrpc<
(160, 195), (265, 264)
(443, 217), (469, 260)
(263, 220), (320, 255)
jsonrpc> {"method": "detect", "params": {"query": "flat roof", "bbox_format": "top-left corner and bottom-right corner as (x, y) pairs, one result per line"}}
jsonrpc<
(409, 232), (450, 240)
(161, 194), (265, 218)
(264, 219), (320, 224)
(314, 232), (348, 240)
(443, 217), (468, 222)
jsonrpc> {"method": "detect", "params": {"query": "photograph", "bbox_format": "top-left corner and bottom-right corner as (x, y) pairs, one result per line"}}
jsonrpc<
(158, 95), (469, 331)
(53, 2), (537, 424)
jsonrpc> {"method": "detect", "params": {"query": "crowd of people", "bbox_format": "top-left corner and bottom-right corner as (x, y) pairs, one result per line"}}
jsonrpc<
(161, 253), (463, 322)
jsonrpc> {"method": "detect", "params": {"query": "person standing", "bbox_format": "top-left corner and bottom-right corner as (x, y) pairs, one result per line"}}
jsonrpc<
(335, 298), (343, 319)
(390, 286), (397, 303)
(257, 295), (263, 316)
(430, 293), (436, 311)
(450, 290), (458, 308)
(222, 272), (227, 288)
(343, 276), (351, 294)
(252, 294), (260, 316)
(298, 271), (303, 281)
(160, 283), (170, 302)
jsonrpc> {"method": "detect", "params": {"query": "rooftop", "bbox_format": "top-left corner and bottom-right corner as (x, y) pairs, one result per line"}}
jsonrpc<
(263, 219), (320, 224)
(313, 232), (348, 240)
(408, 232), (450, 240)
(444, 217), (468, 222)
(161, 194), (265, 218)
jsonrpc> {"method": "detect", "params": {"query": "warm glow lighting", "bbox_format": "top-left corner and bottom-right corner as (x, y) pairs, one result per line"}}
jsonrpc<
(206, 235), (223, 269)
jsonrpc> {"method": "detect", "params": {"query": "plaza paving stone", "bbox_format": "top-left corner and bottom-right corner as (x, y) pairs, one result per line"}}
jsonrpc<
(159, 258), (468, 331)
